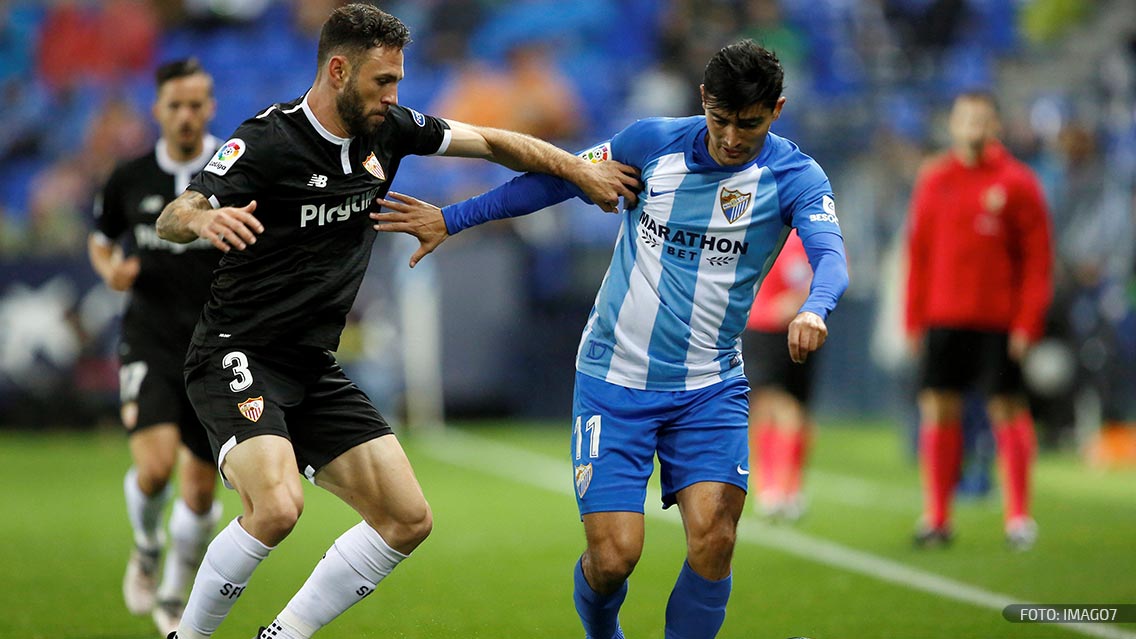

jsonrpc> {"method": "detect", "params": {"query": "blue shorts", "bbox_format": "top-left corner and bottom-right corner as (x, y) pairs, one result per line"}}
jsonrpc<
(570, 372), (750, 515)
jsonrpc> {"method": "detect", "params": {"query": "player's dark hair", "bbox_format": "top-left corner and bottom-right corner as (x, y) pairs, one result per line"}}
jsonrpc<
(317, 3), (411, 68)
(155, 58), (209, 90)
(703, 40), (783, 112)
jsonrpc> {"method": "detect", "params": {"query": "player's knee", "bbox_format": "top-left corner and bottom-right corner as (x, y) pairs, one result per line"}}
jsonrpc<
(249, 489), (304, 542)
(381, 500), (433, 552)
(588, 538), (641, 584)
(687, 520), (737, 560)
(134, 458), (174, 495)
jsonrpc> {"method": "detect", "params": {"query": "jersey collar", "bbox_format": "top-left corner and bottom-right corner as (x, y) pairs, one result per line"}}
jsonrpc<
(155, 134), (220, 174)
(300, 91), (352, 145)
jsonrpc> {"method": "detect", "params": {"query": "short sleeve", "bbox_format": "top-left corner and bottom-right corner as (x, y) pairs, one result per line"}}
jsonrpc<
(93, 166), (128, 240)
(385, 104), (450, 157)
(188, 119), (272, 208)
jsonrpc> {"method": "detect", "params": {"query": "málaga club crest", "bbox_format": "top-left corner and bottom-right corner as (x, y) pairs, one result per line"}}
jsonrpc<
(575, 463), (593, 498)
(719, 188), (753, 224)
(237, 396), (264, 422)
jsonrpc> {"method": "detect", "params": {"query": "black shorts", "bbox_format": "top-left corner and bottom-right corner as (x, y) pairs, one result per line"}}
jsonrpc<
(119, 340), (213, 464)
(742, 329), (817, 404)
(919, 327), (1023, 395)
(184, 342), (392, 484)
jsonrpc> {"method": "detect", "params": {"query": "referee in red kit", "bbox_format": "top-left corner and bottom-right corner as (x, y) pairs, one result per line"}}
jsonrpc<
(904, 91), (1053, 551)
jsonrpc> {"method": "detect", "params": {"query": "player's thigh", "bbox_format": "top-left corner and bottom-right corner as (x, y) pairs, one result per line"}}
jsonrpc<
(673, 481), (747, 537)
(285, 352), (394, 483)
(656, 376), (750, 508)
(582, 511), (646, 566)
(314, 434), (428, 527)
(571, 373), (664, 516)
(974, 331), (1026, 397)
(184, 343), (300, 486)
(920, 328), (982, 392)
(221, 434), (303, 514)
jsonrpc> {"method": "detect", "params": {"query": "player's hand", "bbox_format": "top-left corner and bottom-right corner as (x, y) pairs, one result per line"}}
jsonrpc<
(787, 311), (827, 364)
(189, 200), (263, 252)
(1008, 330), (1031, 362)
(371, 192), (448, 268)
(105, 247), (140, 291)
(571, 160), (641, 213)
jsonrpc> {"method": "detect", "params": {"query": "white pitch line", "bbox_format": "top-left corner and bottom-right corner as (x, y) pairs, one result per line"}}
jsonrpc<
(416, 428), (1136, 639)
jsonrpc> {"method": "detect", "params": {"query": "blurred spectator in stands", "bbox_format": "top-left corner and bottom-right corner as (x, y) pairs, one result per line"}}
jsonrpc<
(25, 159), (89, 256)
(36, 0), (158, 93)
(623, 37), (693, 120)
(83, 97), (150, 185)
(182, 0), (271, 26)
(431, 39), (584, 144)
(739, 0), (809, 82)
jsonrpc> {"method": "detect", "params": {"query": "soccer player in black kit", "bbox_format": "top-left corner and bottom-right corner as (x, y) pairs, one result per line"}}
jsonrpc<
(88, 58), (223, 636)
(155, 5), (640, 639)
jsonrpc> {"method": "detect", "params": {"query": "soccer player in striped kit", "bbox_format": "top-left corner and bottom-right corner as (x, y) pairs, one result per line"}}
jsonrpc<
(375, 40), (849, 639)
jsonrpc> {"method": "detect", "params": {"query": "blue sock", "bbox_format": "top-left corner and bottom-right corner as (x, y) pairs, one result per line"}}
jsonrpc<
(573, 557), (627, 639)
(664, 561), (732, 639)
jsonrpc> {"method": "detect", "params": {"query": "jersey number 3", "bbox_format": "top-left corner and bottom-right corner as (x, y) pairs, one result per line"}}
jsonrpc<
(223, 351), (254, 392)
(574, 415), (602, 460)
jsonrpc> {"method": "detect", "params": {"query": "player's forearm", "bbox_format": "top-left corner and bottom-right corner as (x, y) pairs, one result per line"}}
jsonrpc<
(476, 126), (588, 182)
(441, 172), (577, 234)
(87, 235), (116, 283)
(799, 231), (849, 320)
(157, 190), (211, 243)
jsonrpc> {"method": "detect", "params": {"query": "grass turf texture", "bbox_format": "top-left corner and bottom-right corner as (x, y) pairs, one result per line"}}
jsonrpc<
(1, 421), (1133, 639)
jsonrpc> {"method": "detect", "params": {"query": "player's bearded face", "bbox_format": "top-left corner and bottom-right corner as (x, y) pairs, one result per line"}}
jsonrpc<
(336, 72), (380, 137)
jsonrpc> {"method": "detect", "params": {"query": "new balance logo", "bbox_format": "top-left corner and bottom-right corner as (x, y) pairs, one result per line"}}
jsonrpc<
(308, 174), (328, 188)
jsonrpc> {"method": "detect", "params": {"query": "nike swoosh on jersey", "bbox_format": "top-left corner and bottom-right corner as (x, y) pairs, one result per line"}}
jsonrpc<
(649, 186), (676, 197)
(736, 465), (750, 475)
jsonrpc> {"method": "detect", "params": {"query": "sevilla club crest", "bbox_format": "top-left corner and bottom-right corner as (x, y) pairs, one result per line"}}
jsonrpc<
(237, 396), (264, 423)
(363, 152), (385, 181)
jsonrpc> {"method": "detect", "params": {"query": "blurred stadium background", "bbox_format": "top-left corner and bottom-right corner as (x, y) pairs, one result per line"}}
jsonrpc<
(0, 1), (1135, 637)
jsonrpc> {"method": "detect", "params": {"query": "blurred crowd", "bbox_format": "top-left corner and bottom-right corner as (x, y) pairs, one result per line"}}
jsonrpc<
(0, 0), (1133, 432)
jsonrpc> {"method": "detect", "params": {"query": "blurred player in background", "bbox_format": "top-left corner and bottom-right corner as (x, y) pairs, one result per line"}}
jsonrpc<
(88, 58), (223, 635)
(155, 5), (638, 639)
(375, 40), (849, 639)
(904, 91), (1053, 550)
(745, 229), (818, 522)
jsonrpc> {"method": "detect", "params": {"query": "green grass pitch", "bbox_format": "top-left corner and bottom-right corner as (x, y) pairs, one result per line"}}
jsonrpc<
(1, 420), (1133, 638)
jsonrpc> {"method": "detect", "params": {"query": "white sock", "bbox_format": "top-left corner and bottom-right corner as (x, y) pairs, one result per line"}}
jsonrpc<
(124, 466), (169, 549)
(158, 500), (222, 602)
(267, 522), (408, 639)
(177, 517), (272, 638)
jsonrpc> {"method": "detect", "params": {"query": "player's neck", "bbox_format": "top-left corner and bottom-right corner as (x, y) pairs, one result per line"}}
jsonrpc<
(306, 82), (351, 139)
(953, 144), (982, 167)
(163, 137), (204, 163)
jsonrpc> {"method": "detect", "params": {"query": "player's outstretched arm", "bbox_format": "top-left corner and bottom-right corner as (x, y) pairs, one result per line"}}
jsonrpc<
(371, 192), (447, 268)
(441, 119), (640, 211)
(156, 190), (264, 252)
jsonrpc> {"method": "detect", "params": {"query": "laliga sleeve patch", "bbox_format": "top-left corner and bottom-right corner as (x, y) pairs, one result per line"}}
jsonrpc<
(205, 138), (246, 176)
(578, 142), (611, 164)
(407, 108), (426, 127)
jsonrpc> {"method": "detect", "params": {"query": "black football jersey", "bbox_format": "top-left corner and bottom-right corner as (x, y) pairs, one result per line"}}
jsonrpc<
(187, 96), (449, 350)
(94, 137), (222, 353)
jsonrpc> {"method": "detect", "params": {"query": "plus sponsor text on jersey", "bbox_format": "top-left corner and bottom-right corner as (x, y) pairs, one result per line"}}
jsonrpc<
(299, 185), (384, 228)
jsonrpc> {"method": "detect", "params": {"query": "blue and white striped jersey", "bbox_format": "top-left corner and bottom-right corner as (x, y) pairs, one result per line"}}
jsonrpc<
(575, 116), (842, 391)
